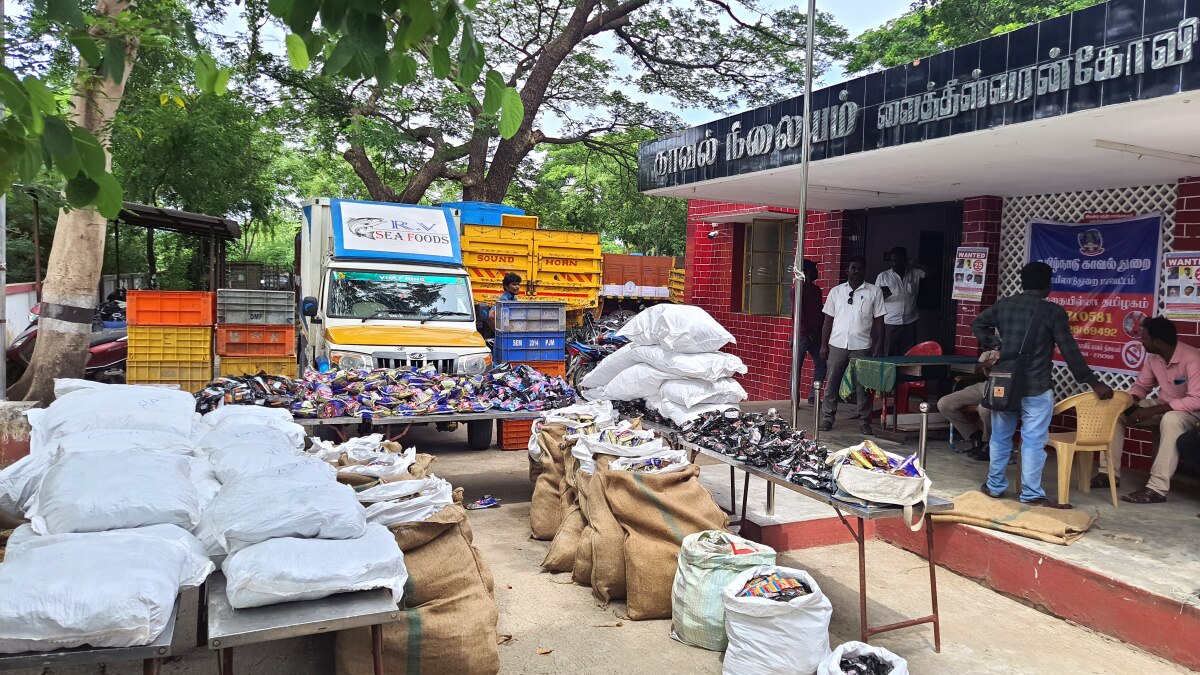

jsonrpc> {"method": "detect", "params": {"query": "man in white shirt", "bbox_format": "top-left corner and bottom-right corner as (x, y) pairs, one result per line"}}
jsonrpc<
(819, 257), (886, 434)
(875, 246), (927, 356)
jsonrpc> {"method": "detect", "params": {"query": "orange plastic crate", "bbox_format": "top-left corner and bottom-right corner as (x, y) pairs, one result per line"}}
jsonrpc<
(216, 324), (296, 357)
(127, 291), (215, 326)
(514, 360), (566, 378)
(499, 419), (534, 451)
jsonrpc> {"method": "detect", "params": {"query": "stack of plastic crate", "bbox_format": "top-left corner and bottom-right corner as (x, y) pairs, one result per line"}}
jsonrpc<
(215, 290), (298, 378)
(492, 301), (567, 450)
(126, 291), (216, 392)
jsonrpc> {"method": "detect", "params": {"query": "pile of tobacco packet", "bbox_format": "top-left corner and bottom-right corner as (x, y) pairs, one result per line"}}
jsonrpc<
(675, 409), (834, 492)
(838, 654), (895, 675)
(736, 572), (813, 601)
(841, 440), (922, 478)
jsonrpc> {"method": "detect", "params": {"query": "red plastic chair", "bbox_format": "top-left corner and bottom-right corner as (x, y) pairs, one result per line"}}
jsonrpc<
(895, 341), (942, 414)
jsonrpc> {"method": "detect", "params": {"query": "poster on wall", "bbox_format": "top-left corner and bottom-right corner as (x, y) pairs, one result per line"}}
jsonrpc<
(1026, 214), (1162, 375)
(951, 247), (989, 302)
(1163, 252), (1200, 320)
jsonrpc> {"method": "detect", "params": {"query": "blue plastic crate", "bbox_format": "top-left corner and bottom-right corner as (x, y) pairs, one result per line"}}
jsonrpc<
(441, 201), (525, 227)
(493, 331), (566, 362)
(493, 301), (566, 334)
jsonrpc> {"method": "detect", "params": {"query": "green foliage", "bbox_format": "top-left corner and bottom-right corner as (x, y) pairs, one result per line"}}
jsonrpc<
(847, 0), (1105, 73)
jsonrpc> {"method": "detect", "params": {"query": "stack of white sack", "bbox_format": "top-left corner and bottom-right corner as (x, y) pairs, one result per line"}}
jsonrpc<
(580, 305), (748, 425)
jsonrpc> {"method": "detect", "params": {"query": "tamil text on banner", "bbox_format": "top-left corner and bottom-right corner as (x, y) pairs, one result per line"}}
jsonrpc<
(1026, 214), (1162, 375)
(1163, 252), (1200, 320)
(951, 247), (989, 302)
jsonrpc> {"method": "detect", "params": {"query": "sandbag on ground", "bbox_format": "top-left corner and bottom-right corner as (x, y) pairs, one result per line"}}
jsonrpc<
(529, 423), (573, 540)
(336, 503), (498, 675)
(601, 464), (729, 620)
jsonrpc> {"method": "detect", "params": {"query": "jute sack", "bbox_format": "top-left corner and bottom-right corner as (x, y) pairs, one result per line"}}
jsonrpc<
(530, 423), (573, 540)
(578, 456), (626, 603)
(335, 453), (436, 490)
(335, 501), (498, 675)
(541, 454), (586, 572)
(571, 461), (597, 587)
(602, 464), (729, 620)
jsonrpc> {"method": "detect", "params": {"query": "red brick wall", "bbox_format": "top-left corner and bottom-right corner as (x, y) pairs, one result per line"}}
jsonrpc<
(685, 200), (844, 401)
(954, 196), (1003, 357)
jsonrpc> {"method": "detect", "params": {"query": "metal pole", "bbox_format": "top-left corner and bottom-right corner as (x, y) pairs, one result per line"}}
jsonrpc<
(812, 380), (822, 441)
(29, 189), (41, 301)
(1, 0), (8, 398)
(789, 0), (818, 428)
(918, 402), (930, 468)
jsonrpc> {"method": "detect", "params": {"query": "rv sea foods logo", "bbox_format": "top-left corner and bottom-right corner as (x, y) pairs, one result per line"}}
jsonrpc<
(347, 217), (450, 245)
(1077, 229), (1104, 257)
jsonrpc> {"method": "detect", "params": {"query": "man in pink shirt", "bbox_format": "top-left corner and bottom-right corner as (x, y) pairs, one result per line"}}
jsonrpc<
(1097, 317), (1200, 504)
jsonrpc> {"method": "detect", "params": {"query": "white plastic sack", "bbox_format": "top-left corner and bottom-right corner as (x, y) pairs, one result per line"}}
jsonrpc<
(198, 424), (296, 458)
(51, 378), (106, 397)
(830, 444), (931, 531)
(818, 642), (910, 675)
(53, 429), (195, 459)
(577, 344), (640, 390)
(188, 457), (222, 513)
(337, 445), (417, 479)
(575, 424), (665, 459)
(0, 452), (49, 518)
(30, 451), (201, 535)
(26, 385), (198, 453)
(359, 477), (454, 526)
(654, 399), (738, 426)
(585, 363), (672, 401)
(671, 531), (777, 651)
(660, 377), (748, 408)
(222, 523), (406, 609)
(202, 406), (306, 450)
(0, 525), (213, 653)
(308, 433), (384, 462)
(610, 449), (691, 474)
(264, 458), (338, 483)
(629, 345), (747, 380)
(616, 304), (735, 353)
(528, 401), (618, 460)
(723, 566), (832, 675)
(202, 474), (366, 554)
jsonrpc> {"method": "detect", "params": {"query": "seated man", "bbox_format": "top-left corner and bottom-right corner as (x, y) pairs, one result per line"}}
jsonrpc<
(485, 272), (522, 333)
(936, 350), (997, 461)
(1099, 317), (1200, 504)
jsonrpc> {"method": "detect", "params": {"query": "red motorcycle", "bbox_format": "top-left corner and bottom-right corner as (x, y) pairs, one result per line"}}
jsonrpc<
(6, 303), (128, 386)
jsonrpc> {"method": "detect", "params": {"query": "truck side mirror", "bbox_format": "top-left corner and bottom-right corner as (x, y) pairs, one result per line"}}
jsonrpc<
(301, 296), (319, 318)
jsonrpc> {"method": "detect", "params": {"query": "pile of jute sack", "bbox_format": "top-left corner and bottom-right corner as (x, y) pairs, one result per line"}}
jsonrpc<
(0, 380), (500, 674)
(580, 304), (749, 424)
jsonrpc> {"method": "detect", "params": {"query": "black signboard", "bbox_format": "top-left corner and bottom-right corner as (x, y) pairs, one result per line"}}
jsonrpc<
(638, 0), (1200, 192)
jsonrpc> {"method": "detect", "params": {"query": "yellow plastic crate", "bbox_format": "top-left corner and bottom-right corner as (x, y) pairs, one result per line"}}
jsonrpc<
(500, 213), (538, 229)
(217, 356), (299, 378)
(127, 326), (213, 362)
(127, 359), (213, 393)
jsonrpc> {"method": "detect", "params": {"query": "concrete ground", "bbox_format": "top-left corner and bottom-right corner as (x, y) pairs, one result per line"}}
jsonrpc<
(2, 420), (1193, 674)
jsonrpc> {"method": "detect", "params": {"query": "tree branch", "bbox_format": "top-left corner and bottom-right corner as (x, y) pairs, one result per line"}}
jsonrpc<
(342, 145), (399, 202)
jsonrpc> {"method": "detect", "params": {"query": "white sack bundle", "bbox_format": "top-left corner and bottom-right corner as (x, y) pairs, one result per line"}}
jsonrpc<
(659, 378), (748, 408)
(577, 344), (640, 390)
(609, 449), (691, 474)
(818, 642), (910, 675)
(722, 566), (832, 675)
(358, 477), (455, 527)
(629, 345), (747, 380)
(202, 405), (306, 450)
(26, 385), (197, 453)
(222, 523), (406, 609)
(0, 453), (48, 518)
(652, 399), (738, 426)
(583, 363), (672, 402)
(53, 429), (195, 460)
(616, 304), (734, 353)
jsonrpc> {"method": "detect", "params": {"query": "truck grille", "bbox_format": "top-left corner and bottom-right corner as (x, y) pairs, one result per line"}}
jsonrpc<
(372, 352), (457, 374)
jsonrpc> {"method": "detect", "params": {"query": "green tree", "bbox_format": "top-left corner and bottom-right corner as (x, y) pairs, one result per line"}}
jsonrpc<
(846, 0), (1105, 73)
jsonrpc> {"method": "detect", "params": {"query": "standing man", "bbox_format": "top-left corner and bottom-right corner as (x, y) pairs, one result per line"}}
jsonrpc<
(875, 246), (927, 355)
(485, 272), (522, 332)
(1095, 317), (1200, 504)
(972, 262), (1114, 509)
(819, 257), (885, 435)
(795, 259), (827, 405)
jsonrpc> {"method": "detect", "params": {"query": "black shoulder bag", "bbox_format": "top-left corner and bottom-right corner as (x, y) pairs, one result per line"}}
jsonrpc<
(982, 302), (1046, 411)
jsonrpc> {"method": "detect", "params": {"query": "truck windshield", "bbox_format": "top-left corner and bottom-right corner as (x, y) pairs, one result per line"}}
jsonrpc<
(327, 270), (474, 321)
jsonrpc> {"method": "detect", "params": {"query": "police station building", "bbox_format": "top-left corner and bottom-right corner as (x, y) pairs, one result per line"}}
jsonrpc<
(638, 0), (1200, 473)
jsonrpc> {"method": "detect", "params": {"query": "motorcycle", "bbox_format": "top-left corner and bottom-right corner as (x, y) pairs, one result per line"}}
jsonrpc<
(6, 302), (129, 387)
(565, 312), (631, 389)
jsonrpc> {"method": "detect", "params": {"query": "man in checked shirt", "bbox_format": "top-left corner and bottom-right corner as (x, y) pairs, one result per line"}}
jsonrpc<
(972, 262), (1114, 509)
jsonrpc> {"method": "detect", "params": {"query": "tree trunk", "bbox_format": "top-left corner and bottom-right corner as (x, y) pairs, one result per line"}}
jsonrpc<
(12, 0), (138, 404)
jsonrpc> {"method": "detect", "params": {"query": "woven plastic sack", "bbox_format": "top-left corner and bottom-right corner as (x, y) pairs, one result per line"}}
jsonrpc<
(0, 453), (49, 518)
(577, 344), (641, 390)
(616, 304), (735, 353)
(723, 566), (832, 675)
(671, 531), (776, 651)
(659, 377), (747, 408)
(26, 385), (197, 452)
(629, 345), (747, 380)
(652, 398), (738, 426)
(610, 449), (692, 474)
(583, 363), (672, 402)
(53, 429), (195, 459)
(202, 405), (306, 450)
(818, 642), (910, 675)
(359, 477), (455, 527)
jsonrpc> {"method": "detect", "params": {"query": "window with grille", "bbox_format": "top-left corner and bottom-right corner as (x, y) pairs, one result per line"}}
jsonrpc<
(741, 218), (799, 316)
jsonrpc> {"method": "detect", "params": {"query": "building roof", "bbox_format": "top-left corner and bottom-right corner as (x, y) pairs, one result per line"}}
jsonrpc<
(116, 202), (241, 240)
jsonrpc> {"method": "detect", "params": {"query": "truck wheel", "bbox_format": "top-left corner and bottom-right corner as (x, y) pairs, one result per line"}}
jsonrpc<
(467, 420), (493, 450)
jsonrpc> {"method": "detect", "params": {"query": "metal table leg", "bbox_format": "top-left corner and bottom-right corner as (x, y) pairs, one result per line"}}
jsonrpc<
(196, 581), (208, 649)
(729, 465), (737, 515)
(766, 483), (776, 517)
(217, 647), (233, 675)
(926, 513), (942, 653)
(856, 516), (869, 643)
(143, 658), (162, 675)
(372, 623), (385, 675)
(739, 471), (750, 524)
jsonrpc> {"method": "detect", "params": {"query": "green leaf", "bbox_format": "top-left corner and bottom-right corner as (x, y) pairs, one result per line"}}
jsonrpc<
(498, 86), (524, 139)
(283, 0), (321, 34)
(22, 77), (58, 115)
(101, 38), (126, 82)
(286, 34), (310, 71)
(482, 69), (505, 115)
(159, 93), (169, 106)
(344, 11), (387, 56)
(267, 0), (294, 18)
(68, 31), (102, 66)
(213, 69), (232, 96)
(0, 69), (31, 117)
(18, 139), (45, 182)
(195, 53), (217, 93)
(430, 44), (451, 79)
(92, 171), (124, 219)
(71, 126), (107, 177)
(46, 0), (86, 28)
(65, 172), (100, 208)
(323, 39), (358, 76)
(457, 20), (483, 85)
(403, 0), (437, 48)
(395, 54), (418, 85)
(437, 13), (459, 48)
(42, 116), (79, 176)
(374, 53), (395, 88)
(319, 0), (349, 31)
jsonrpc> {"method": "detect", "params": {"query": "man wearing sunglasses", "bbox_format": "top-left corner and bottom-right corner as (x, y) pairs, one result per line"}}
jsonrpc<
(819, 257), (886, 434)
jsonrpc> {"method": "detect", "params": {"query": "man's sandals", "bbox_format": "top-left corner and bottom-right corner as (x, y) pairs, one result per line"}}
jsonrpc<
(1120, 487), (1167, 504)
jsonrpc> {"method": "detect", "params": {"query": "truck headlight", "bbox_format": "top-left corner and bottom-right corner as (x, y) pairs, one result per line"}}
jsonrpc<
(458, 354), (491, 376)
(330, 351), (373, 370)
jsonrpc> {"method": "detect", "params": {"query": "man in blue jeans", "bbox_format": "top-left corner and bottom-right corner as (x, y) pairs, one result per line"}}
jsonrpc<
(971, 262), (1114, 509)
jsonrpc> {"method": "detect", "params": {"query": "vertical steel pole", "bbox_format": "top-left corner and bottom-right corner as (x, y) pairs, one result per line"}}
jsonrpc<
(30, 189), (41, 301)
(1, 0), (8, 397)
(918, 401), (930, 469)
(789, 0), (818, 428)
